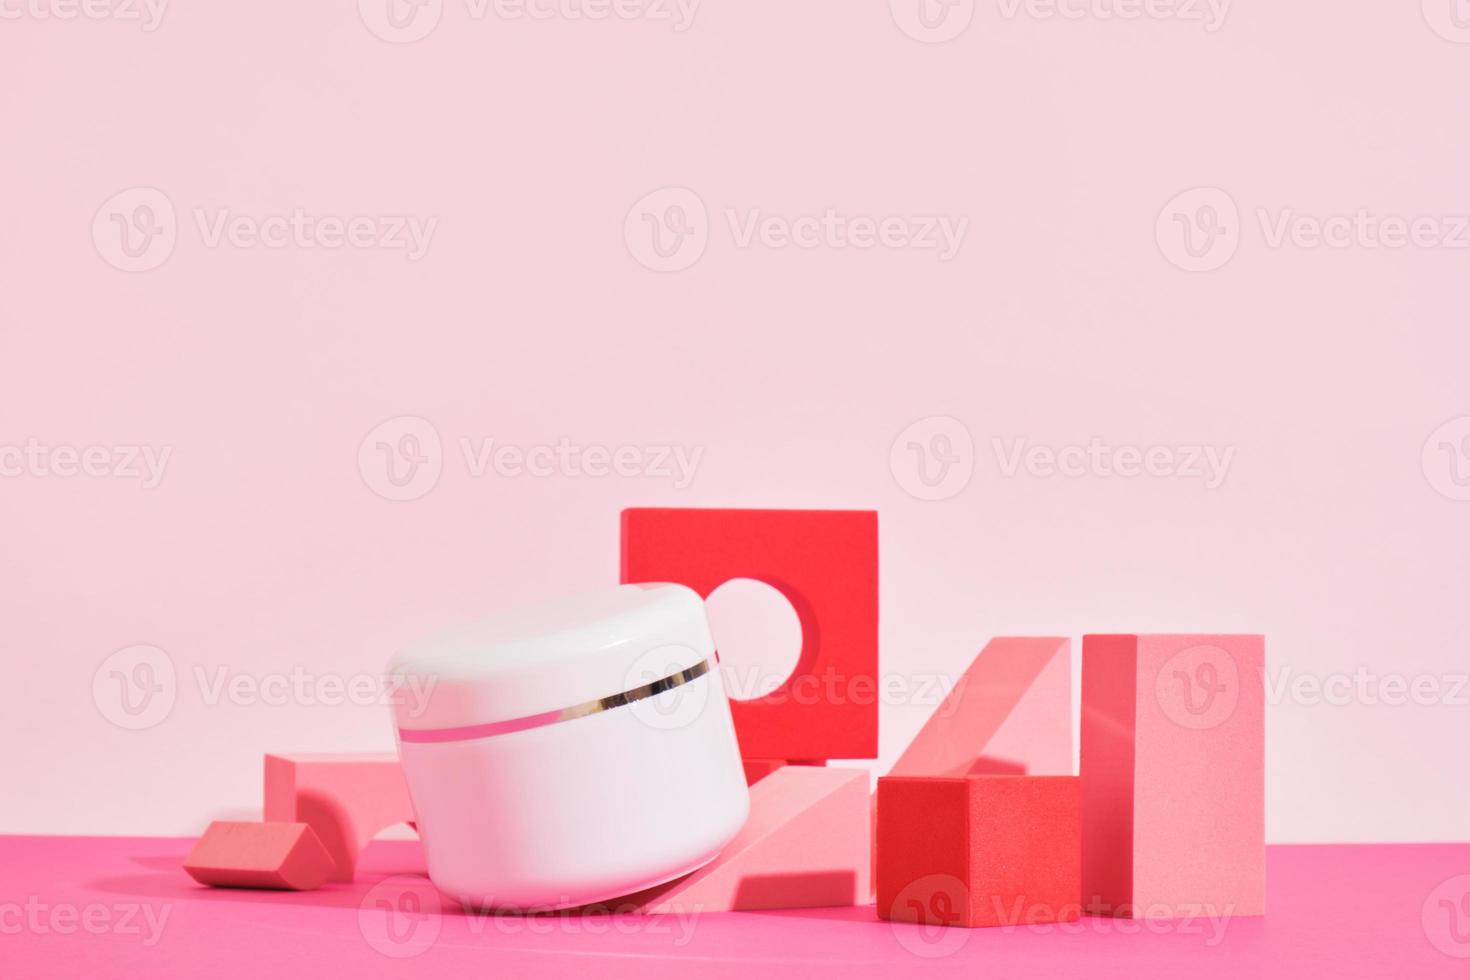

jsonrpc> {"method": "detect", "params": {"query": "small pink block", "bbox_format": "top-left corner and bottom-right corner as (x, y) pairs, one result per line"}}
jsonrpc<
(1081, 634), (1265, 919)
(890, 637), (1072, 778)
(263, 753), (414, 883)
(184, 821), (334, 891)
(619, 766), (870, 913)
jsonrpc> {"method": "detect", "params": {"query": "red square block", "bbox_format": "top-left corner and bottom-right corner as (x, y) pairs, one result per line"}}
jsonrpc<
(877, 775), (1080, 928)
(1081, 634), (1265, 919)
(620, 508), (878, 761)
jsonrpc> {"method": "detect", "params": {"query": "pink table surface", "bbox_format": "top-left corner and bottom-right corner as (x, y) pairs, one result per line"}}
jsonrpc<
(3, 836), (1467, 978)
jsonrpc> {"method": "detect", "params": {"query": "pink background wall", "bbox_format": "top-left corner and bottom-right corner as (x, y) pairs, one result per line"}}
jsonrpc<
(2, 2), (1467, 843)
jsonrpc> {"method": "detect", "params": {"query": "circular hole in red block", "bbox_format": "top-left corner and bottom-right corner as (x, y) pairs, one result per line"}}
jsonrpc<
(705, 577), (804, 702)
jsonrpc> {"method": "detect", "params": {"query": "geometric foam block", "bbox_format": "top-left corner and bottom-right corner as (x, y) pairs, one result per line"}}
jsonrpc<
(742, 759), (788, 785)
(875, 637), (1071, 896)
(876, 775), (1080, 928)
(1081, 634), (1265, 919)
(615, 766), (871, 914)
(183, 821), (334, 891)
(263, 753), (415, 884)
(889, 636), (1073, 778)
(742, 759), (827, 785)
(620, 508), (879, 761)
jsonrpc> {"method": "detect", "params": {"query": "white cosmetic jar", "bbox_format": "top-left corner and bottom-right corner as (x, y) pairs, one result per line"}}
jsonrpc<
(387, 583), (750, 911)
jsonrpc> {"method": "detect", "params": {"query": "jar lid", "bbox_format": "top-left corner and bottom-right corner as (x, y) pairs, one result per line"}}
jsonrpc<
(387, 583), (714, 738)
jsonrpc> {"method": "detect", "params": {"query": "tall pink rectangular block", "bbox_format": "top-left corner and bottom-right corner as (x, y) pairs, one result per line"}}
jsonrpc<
(1081, 634), (1265, 919)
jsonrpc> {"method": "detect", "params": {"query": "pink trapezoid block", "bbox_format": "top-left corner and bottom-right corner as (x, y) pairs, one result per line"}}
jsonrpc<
(1081, 634), (1265, 919)
(183, 820), (334, 891)
(877, 775), (1081, 929)
(263, 753), (415, 884)
(611, 765), (871, 914)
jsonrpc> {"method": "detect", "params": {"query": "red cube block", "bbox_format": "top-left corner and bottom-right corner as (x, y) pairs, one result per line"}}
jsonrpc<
(877, 775), (1080, 928)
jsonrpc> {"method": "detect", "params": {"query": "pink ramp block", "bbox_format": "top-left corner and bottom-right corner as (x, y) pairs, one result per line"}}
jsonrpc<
(263, 753), (414, 884)
(183, 821), (334, 891)
(618, 766), (870, 914)
(890, 636), (1072, 779)
(742, 759), (786, 785)
(742, 759), (828, 785)
(1081, 634), (1265, 919)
